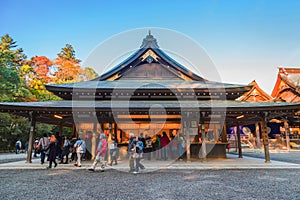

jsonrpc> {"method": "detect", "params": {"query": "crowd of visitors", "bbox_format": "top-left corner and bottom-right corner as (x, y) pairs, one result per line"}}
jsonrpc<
(20, 130), (186, 173)
(33, 133), (86, 169)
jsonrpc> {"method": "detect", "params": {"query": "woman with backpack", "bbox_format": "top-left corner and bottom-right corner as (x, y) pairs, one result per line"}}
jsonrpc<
(73, 137), (86, 167)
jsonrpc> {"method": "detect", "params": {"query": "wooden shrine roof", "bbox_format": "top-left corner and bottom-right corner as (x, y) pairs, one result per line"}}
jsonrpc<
(271, 67), (300, 102)
(236, 80), (273, 102)
(46, 33), (252, 100)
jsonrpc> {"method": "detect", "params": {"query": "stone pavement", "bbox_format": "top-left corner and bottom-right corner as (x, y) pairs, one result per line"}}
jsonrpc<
(1, 152), (300, 171)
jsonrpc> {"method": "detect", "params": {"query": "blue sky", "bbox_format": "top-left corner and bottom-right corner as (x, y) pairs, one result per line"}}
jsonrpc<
(1, 0), (300, 93)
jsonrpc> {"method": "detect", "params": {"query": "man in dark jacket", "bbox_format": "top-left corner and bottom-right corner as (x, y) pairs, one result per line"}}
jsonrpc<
(128, 133), (136, 172)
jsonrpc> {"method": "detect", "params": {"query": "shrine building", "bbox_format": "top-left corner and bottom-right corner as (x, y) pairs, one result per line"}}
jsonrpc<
(0, 33), (299, 163)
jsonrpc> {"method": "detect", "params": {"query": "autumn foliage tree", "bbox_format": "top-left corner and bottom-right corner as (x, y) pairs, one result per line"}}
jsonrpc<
(19, 56), (57, 101)
(0, 35), (99, 150)
(30, 56), (53, 83)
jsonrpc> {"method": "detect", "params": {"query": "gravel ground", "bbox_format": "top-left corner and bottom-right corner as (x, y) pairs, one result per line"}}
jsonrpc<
(1, 168), (300, 200)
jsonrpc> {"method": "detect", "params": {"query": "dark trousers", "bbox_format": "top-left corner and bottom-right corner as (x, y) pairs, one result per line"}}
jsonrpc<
(40, 152), (46, 164)
(110, 149), (117, 165)
(145, 148), (152, 160)
(49, 160), (57, 168)
(61, 153), (69, 163)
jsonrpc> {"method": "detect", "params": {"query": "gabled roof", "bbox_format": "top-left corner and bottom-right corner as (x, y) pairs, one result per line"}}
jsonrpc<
(271, 67), (300, 102)
(45, 32), (253, 100)
(236, 80), (273, 102)
(94, 32), (205, 81)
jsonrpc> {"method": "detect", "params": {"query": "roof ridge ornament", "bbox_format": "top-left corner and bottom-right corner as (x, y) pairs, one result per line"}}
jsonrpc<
(140, 30), (159, 49)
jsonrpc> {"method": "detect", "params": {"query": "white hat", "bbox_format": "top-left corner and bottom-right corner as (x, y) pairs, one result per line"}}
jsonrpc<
(129, 133), (134, 138)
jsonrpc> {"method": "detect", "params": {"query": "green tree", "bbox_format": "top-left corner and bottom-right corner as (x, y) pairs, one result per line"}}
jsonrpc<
(0, 34), (32, 151)
(57, 44), (80, 63)
(82, 67), (98, 81)
(0, 34), (32, 102)
(0, 34), (26, 67)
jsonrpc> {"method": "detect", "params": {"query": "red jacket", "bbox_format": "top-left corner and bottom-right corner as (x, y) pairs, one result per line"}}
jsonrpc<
(160, 135), (170, 147)
(96, 139), (107, 157)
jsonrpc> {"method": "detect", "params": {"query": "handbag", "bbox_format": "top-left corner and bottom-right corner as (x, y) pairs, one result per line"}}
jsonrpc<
(132, 153), (140, 159)
(43, 146), (49, 155)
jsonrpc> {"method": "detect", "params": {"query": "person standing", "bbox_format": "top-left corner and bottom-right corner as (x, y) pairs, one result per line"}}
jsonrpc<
(155, 134), (161, 160)
(89, 133), (107, 172)
(38, 134), (50, 165)
(55, 133), (62, 161)
(139, 133), (146, 150)
(178, 135), (186, 160)
(25, 141), (28, 154)
(109, 139), (118, 166)
(74, 137), (86, 167)
(46, 134), (57, 169)
(128, 133), (136, 172)
(15, 139), (21, 154)
(69, 137), (77, 163)
(33, 138), (39, 157)
(145, 135), (153, 160)
(133, 136), (145, 174)
(169, 134), (178, 159)
(160, 132), (170, 160)
(60, 136), (70, 164)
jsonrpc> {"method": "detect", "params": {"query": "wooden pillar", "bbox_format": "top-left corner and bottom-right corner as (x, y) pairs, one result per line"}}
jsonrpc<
(255, 122), (261, 148)
(114, 122), (118, 142)
(75, 123), (79, 138)
(59, 123), (63, 137)
(120, 129), (123, 143)
(91, 122), (97, 160)
(186, 112), (191, 162)
(201, 122), (207, 161)
(108, 122), (113, 143)
(72, 123), (76, 138)
(236, 125), (242, 158)
(221, 123), (227, 143)
(199, 112), (206, 160)
(26, 112), (36, 163)
(262, 113), (271, 163)
(284, 119), (291, 151)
